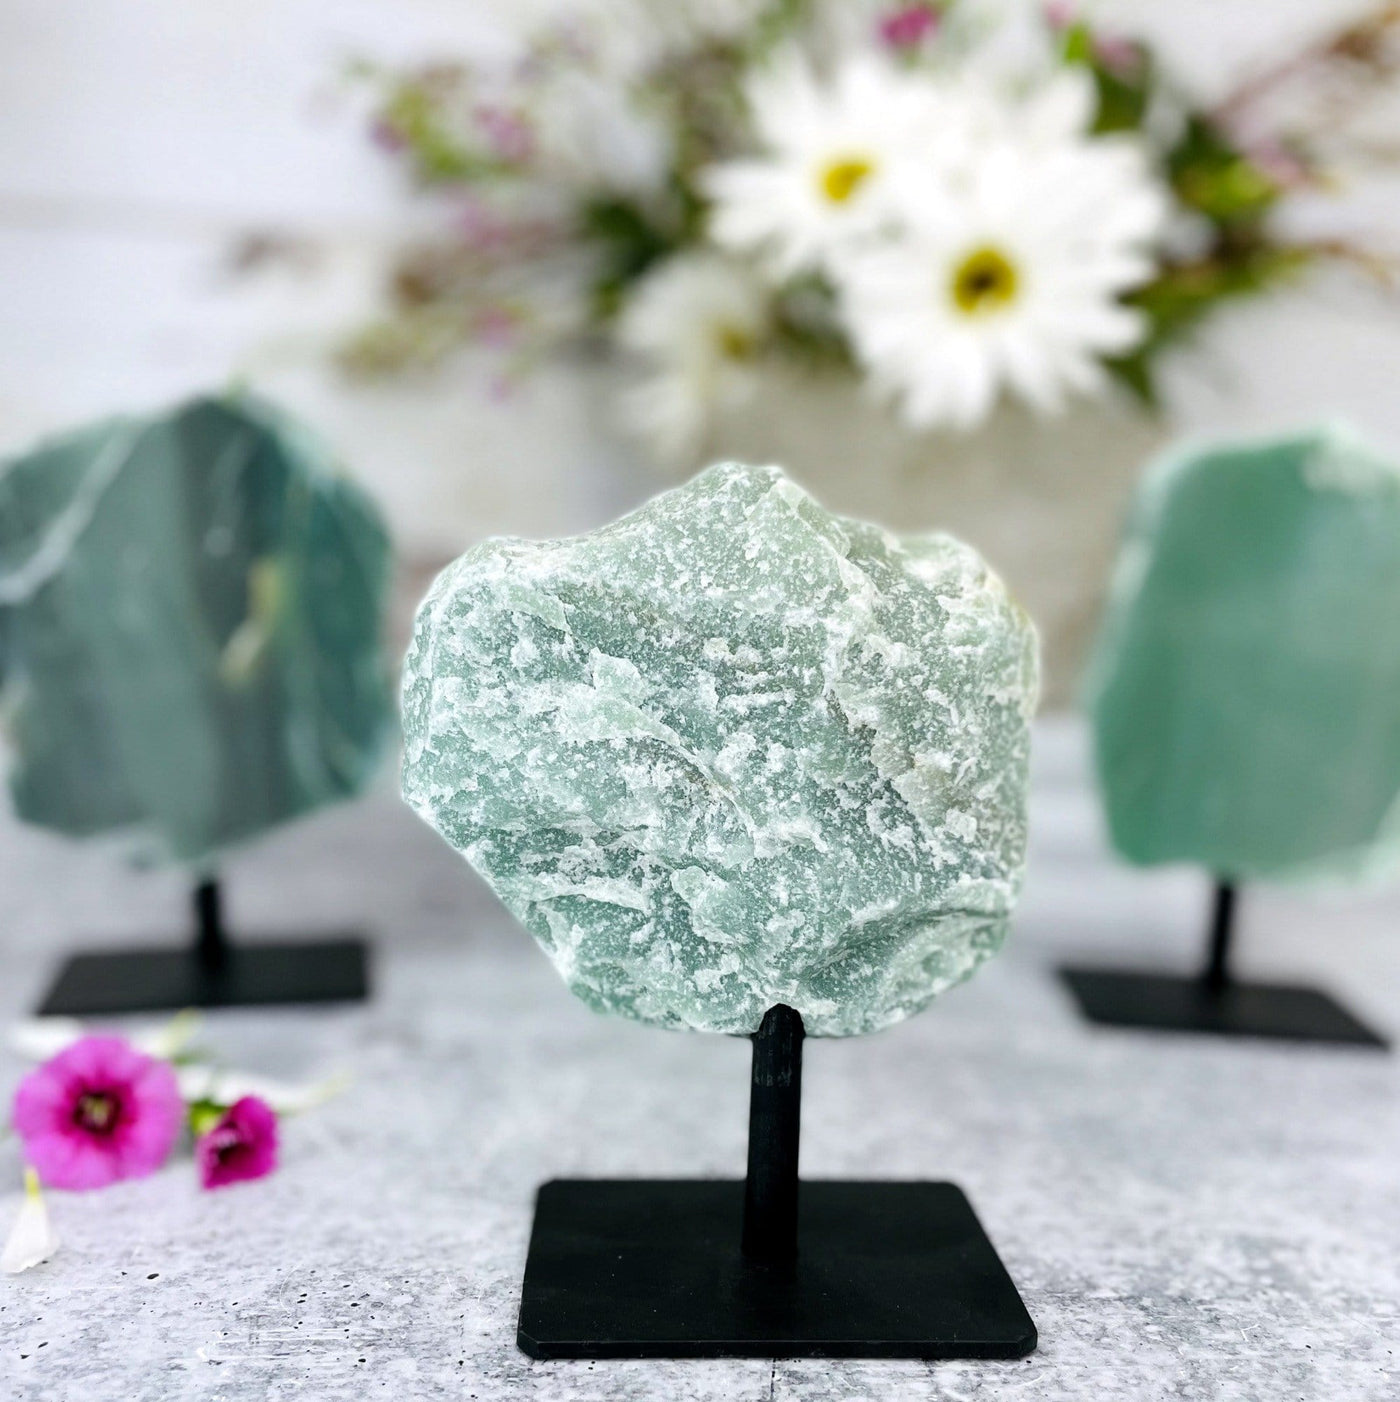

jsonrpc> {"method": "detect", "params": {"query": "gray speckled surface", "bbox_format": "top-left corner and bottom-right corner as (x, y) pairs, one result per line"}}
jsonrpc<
(1, 721), (1396, 1400)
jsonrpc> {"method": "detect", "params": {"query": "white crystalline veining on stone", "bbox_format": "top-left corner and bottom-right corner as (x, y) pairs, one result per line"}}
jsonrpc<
(0, 424), (139, 606)
(402, 463), (1038, 1036)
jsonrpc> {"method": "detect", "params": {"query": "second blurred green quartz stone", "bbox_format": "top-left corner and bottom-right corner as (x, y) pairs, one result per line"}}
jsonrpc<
(1090, 426), (1400, 881)
(0, 394), (392, 865)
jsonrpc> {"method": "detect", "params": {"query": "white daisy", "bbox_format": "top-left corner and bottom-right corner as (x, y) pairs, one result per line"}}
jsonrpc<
(837, 130), (1167, 430)
(616, 252), (770, 464)
(702, 53), (935, 276)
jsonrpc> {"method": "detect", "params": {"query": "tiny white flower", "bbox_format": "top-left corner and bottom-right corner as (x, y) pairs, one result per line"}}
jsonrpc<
(9, 1010), (202, 1064)
(7, 1018), (85, 1063)
(3, 1170), (59, 1275)
(137, 1009), (204, 1062)
(837, 127), (1166, 431)
(176, 1064), (349, 1115)
(616, 252), (770, 464)
(702, 53), (935, 275)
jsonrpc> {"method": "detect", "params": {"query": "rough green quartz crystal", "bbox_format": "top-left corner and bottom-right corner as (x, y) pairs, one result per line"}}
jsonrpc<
(0, 394), (392, 865)
(403, 462), (1038, 1036)
(1090, 426), (1400, 881)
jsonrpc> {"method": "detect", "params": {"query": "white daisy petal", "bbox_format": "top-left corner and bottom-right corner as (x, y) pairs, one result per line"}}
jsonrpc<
(3, 1171), (59, 1275)
(1021, 70), (1097, 146)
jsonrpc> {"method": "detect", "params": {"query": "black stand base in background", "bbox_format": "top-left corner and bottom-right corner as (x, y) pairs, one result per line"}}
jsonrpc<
(1060, 882), (1388, 1049)
(517, 1005), (1036, 1361)
(1059, 968), (1386, 1046)
(36, 879), (369, 1016)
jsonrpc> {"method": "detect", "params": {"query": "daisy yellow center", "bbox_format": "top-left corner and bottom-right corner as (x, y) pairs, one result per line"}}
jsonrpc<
(818, 155), (876, 206)
(716, 322), (755, 361)
(74, 1091), (120, 1135)
(950, 246), (1020, 317)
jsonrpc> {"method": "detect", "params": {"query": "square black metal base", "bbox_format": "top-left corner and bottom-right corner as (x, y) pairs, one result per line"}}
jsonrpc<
(36, 938), (369, 1016)
(1060, 967), (1388, 1048)
(517, 1178), (1036, 1360)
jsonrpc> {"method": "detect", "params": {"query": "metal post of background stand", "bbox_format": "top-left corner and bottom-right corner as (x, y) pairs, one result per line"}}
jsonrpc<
(194, 878), (228, 973)
(1059, 877), (1387, 1047)
(35, 874), (368, 1016)
(1202, 880), (1236, 991)
(515, 1001), (1036, 1360)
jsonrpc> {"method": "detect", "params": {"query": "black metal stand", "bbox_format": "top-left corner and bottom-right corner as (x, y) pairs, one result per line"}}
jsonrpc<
(35, 877), (368, 1016)
(1060, 880), (1388, 1048)
(741, 1001), (804, 1262)
(516, 1004), (1037, 1360)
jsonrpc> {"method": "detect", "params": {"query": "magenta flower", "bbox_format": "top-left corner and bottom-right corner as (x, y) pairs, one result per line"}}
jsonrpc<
(879, 4), (940, 49)
(473, 103), (534, 164)
(368, 116), (407, 153)
(12, 1036), (183, 1191)
(196, 1097), (279, 1190)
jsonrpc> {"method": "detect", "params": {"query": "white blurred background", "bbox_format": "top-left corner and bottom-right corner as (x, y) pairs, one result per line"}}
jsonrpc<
(2, 0), (1398, 561)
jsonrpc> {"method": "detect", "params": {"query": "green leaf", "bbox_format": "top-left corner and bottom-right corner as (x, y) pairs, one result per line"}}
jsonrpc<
(1060, 21), (1095, 66)
(380, 82), (501, 185)
(1060, 22), (1153, 134)
(1104, 348), (1160, 408)
(1167, 116), (1280, 224)
(1115, 243), (1315, 394)
(188, 1101), (226, 1136)
(771, 275), (853, 371)
(580, 198), (676, 319)
(1091, 58), (1152, 135)
(748, 0), (817, 61)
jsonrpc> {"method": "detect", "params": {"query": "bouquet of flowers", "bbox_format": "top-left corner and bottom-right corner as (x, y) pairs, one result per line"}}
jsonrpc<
(349, 0), (1399, 463)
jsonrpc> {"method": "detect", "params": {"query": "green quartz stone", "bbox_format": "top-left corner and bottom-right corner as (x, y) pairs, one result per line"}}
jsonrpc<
(0, 393), (393, 865)
(402, 462), (1038, 1036)
(1090, 425), (1400, 882)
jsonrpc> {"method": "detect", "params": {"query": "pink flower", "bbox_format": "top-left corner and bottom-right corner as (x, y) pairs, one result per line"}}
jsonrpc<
(474, 305), (517, 350)
(12, 1037), (182, 1191)
(196, 1097), (278, 1190)
(879, 4), (940, 49)
(1093, 34), (1142, 78)
(1247, 138), (1308, 190)
(369, 117), (407, 153)
(474, 103), (534, 164)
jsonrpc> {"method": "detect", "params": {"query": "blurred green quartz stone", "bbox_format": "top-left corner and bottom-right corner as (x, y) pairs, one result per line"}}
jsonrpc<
(1090, 426), (1400, 881)
(402, 462), (1038, 1037)
(0, 394), (392, 865)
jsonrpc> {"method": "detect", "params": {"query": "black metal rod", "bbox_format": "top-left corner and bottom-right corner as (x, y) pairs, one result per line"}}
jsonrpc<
(742, 1003), (804, 1261)
(194, 878), (228, 969)
(1202, 880), (1237, 990)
